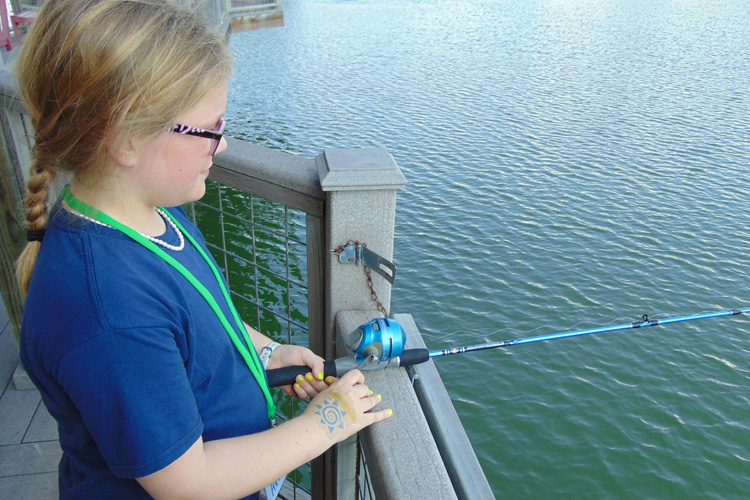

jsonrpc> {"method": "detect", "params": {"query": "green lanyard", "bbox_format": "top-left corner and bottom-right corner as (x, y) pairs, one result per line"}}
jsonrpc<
(61, 186), (276, 424)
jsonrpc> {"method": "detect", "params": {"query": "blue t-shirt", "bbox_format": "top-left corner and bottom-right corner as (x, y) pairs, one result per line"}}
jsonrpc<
(21, 203), (269, 499)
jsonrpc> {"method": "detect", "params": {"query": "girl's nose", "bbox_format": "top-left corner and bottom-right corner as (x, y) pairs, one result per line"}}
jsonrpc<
(215, 136), (228, 155)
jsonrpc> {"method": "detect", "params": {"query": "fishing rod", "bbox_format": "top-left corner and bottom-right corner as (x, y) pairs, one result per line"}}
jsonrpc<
(265, 307), (750, 387)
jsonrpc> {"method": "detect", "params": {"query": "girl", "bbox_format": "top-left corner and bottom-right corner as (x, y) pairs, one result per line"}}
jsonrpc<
(15, 1), (391, 499)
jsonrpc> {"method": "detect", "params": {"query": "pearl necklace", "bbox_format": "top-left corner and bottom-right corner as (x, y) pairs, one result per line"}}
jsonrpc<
(69, 207), (185, 252)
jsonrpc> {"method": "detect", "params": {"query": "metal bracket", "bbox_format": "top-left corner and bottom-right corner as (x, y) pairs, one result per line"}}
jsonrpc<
(407, 364), (420, 386)
(335, 243), (397, 284)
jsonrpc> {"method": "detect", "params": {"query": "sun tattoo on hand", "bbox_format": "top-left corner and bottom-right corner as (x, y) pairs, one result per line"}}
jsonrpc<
(315, 392), (355, 434)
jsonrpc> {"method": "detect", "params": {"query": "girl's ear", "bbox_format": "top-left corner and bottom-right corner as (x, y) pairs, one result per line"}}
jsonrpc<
(106, 134), (138, 168)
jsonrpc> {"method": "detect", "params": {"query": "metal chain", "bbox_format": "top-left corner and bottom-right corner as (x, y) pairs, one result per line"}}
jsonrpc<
(333, 240), (389, 317)
(364, 266), (389, 317)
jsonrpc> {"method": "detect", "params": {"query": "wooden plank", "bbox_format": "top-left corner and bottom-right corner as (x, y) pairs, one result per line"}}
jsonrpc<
(304, 214), (332, 500)
(23, 402), (58, 444)
(0, 381), (41, 446)
(0, 324), (19, 394)
(0, 108), (26, 346)
(0, 472), (58, 500)
(305, 214), (326, 358)
(0, 441), (62, 477)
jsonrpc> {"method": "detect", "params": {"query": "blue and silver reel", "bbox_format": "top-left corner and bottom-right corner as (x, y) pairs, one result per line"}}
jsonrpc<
(346, 318), (405, 361)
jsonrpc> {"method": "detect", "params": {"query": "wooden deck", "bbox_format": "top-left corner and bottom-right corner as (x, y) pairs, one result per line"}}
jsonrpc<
(0, 298), (61, 499)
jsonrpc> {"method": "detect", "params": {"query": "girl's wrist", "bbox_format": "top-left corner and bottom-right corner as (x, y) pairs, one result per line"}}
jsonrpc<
(259, 341), (281, 369)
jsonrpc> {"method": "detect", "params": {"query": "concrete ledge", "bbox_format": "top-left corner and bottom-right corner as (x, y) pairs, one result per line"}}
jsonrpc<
(211, 137), (324, 217)
(395, 314), (496, 500)
(336, 310), (457, 500)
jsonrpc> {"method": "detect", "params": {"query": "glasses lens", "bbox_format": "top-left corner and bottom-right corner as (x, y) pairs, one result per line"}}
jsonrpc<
(210, 119), (225, 155)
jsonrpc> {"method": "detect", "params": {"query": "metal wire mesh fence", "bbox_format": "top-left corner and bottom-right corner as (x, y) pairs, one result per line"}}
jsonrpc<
(188, 179), (314, 497)
(188, 179), (379, 500)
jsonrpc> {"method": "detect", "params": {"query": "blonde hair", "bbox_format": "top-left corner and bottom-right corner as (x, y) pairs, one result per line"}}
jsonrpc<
(15, 0), (233, 297)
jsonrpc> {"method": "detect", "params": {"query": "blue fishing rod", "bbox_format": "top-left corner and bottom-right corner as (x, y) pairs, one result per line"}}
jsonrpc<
(266, 308), (750, 387)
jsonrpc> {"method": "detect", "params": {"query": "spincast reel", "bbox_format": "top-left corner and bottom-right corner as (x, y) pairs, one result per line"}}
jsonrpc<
(345, 317), (405, 361)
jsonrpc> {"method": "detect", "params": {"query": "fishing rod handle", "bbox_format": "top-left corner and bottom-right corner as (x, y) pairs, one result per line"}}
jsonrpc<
(399, 348), (430, 366)
(265, 348), (431, 388)
(266, 360), (338, 388)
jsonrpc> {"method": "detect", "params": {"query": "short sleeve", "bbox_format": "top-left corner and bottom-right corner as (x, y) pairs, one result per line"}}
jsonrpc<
(58, 325), (204, 478)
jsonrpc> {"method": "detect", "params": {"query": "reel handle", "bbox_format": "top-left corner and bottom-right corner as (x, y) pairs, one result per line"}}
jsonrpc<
(266, 359), (338, 388)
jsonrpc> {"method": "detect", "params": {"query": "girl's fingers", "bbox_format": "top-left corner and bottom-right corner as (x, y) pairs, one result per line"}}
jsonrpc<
(354, 385), (377, 400)
(292, 377), (309, 399)
(292, 372), (330, 399)
(343, 385), (385, 416)
(292, 373), (317, 399)
(366, 391), (383, 410)
(296, 370), (388, 412)
(354, 393), (391, 425)
(369, 408), (393, 422)
(337, 368), (365, 386)
(304, 376), (393, 441)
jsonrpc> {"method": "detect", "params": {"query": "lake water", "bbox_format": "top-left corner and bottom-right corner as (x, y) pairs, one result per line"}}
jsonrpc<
(225, 0), (750, 498)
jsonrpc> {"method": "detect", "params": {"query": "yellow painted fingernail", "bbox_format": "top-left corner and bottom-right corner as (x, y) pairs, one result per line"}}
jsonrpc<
(317, 372), (324, 380)
(377, 394), (382, 400)
(294, 383), (301, 390)
(296, 375), (303, 383)
(388, 409), (393, 416)
(305, 374), (313, 381)
(325, 377), (334, 384)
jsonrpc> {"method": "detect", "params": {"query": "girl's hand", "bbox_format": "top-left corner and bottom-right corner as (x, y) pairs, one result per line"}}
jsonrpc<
(265, 344), (332, 399)
(301, 369), (392, 444)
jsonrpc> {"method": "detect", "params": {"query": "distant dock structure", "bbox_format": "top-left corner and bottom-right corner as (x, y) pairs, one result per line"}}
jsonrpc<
(229, 0), (284, 32)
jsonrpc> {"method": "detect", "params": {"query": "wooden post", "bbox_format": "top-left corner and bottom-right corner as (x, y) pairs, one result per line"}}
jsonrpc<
(0, 108), (26, 345)
(316, 147), (407, 500)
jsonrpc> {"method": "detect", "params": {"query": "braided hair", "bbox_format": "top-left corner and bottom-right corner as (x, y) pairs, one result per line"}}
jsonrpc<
(15, 0), (232, 297)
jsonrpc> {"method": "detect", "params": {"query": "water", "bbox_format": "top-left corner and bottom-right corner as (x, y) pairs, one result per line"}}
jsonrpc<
(225, 0), (750, 497)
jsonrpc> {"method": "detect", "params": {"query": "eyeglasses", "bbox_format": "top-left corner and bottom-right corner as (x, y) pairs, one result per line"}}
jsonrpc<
(170, 118), (225, 155)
